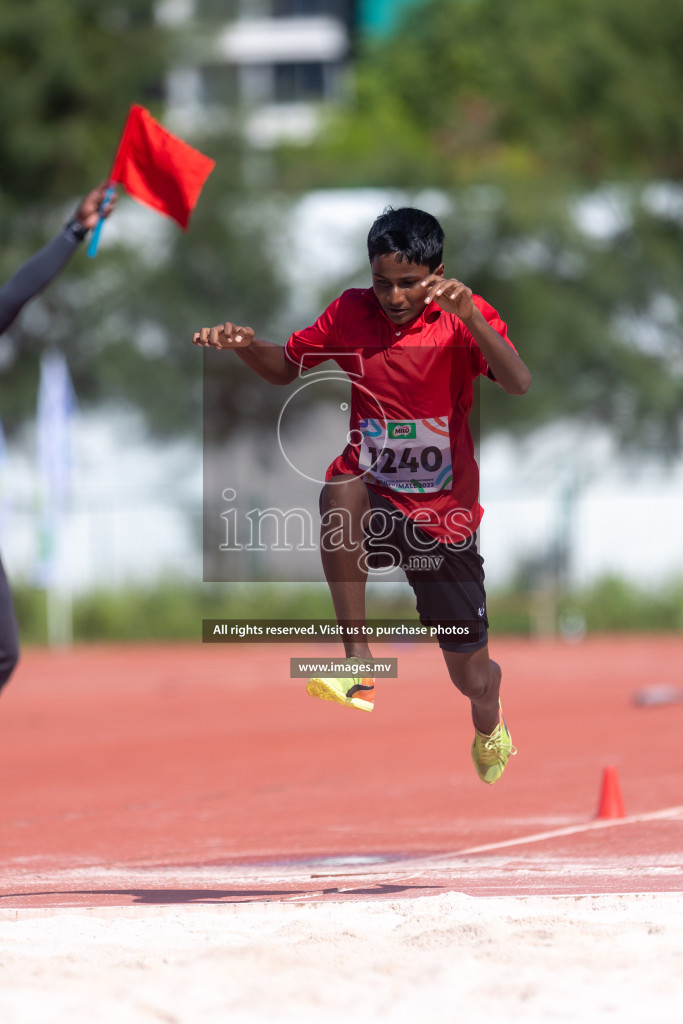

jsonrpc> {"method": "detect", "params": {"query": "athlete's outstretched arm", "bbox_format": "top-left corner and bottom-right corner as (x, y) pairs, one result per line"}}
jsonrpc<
(192, 321), (298, 385)
(0, 234), (79, 333)
(0, 182), (116, 335)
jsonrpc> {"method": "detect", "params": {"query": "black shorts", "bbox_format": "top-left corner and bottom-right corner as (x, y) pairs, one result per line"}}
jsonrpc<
(319, 484), (488, 653)
(364, 489), (488, 652)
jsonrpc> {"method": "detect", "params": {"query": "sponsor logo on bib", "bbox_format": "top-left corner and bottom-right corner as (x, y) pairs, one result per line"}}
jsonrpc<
(388, 421), (416, 440)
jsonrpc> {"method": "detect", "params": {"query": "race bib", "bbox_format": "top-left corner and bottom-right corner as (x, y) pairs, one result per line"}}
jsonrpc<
(358, 417), (452, 493)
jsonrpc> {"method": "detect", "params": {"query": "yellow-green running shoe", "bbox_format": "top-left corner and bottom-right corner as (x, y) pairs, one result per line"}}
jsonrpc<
(306, 672), (374, 712)
(471, 703), (517, 784)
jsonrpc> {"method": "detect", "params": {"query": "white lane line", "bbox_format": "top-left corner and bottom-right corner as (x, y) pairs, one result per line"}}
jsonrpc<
(305, 805), (683, 880)
(424, 804), (683, 861)
(6, 807), (681, 898)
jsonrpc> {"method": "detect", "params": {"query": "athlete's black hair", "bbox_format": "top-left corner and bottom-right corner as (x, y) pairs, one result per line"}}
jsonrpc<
(367, 206), (444, 272)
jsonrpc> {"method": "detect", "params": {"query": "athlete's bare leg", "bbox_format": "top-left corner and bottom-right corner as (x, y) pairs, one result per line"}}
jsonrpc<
(319, 475), (373, 658)
(441, 645), (501, 734)
(320, 477), (502, 730)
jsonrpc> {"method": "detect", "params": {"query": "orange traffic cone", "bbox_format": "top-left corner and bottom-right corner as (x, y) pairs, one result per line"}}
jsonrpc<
(596, 765), (625, 819)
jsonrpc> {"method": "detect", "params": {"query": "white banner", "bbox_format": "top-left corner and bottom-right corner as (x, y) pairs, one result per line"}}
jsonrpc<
(35, 348), (76, 591)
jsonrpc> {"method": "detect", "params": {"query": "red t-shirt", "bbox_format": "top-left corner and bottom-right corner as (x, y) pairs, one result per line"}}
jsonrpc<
(284, 288), (514, 543)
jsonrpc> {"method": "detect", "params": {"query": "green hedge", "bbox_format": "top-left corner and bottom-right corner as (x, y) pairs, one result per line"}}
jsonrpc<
(487, 575), (683, 636)
(9, 574), (683, 645)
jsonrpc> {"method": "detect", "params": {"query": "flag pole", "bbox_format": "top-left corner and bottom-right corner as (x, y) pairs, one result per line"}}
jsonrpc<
(87, 105), (132, 259)
(86, 183), (116, 259)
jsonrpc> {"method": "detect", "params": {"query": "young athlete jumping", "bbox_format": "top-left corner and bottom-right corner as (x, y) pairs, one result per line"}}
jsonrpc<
(193, 207), (531, 784)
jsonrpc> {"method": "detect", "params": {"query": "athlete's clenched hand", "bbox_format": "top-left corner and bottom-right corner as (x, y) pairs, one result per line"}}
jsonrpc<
(192, 322), (255, 350)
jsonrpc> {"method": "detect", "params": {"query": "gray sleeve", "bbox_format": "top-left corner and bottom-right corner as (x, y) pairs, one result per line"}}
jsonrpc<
(0, 228), (82, 335)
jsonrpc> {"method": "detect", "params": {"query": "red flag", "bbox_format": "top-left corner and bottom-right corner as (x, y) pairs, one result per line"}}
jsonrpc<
(110, 104), (215, 229)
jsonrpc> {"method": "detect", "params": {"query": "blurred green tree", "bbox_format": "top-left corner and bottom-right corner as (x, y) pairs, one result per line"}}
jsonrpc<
(435, 183), (683, 450)
(277, 0), (683, 451)
(0, 0), (165, 203)
(2, 0), (682, 454)
(287, 0), (683, 188)
(0, 1), (288, 440)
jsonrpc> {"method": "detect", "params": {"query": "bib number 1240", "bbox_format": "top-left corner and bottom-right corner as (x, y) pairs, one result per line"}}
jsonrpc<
(358, 417), (452, 492)
(365, 445), (442, 475)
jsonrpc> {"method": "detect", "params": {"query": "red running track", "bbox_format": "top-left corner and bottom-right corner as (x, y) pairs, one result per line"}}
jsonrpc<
(0, 636), (681, 908)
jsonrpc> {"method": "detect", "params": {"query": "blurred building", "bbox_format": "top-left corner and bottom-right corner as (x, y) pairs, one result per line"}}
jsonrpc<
(160, 0), (423, 145)
(162, 0), (354, 146)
